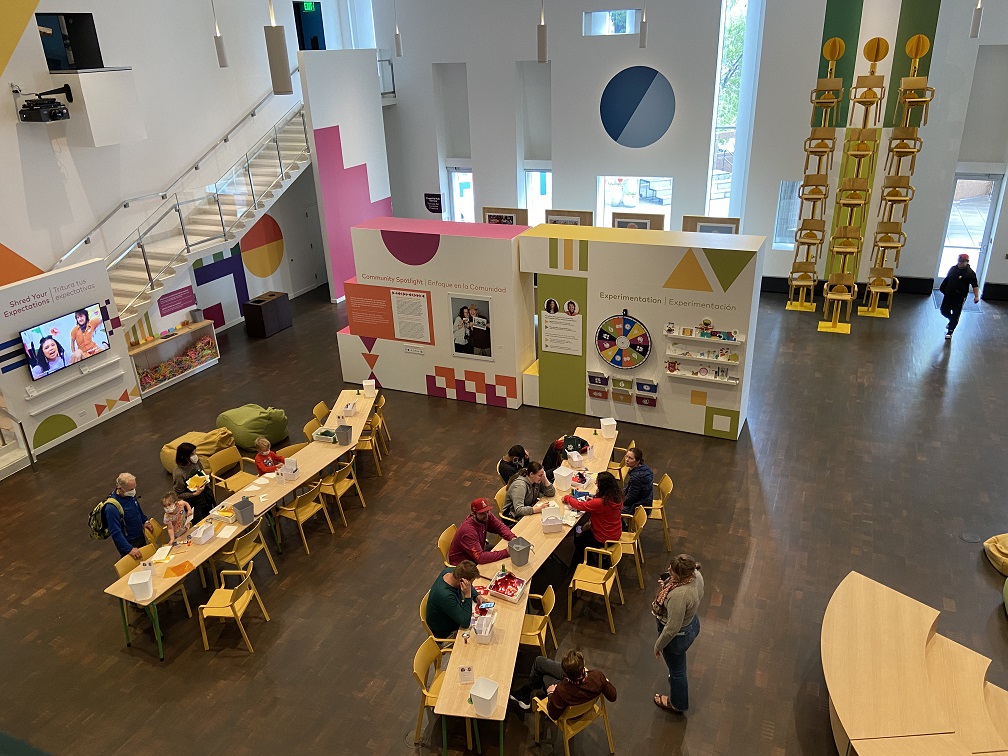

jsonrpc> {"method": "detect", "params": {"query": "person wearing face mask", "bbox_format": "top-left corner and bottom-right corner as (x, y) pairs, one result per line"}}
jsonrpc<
(173, 442), (215, 521)
(447, 498), (515, 565)
(105, 472), (155, 559)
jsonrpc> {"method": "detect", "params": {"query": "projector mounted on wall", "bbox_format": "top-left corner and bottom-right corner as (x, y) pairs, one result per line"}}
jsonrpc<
(18, 84), (73, 123)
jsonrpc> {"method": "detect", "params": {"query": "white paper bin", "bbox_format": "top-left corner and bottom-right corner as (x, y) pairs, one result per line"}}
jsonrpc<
(473, 614), (494, 645)
(128, 569), (153, 601)
(363, 380), (376, 397)
(600, 418), (617, 438)
(553, 467), (575, 491)
(191, 522), (215, 544)
(471, 677), (499, 717)
(541, 504), (563, 533)
(566, 450), (584, 468)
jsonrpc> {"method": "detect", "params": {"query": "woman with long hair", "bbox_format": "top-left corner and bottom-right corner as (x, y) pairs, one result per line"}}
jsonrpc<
(31, 335), (68, 378)
(172, 442), (216, 521)
(563, 470), (623, 566)
(653, 554), (704, 714)
(453, 306), (473, 354)
(503, 460), (555, 520)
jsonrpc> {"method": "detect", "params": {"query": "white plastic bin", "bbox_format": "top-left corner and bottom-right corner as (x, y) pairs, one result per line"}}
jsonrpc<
(471, 677), (499, 717)
(363, 379), (376, 397)
(600, 418), (617, 438)
(566, 450), (584, 468)
(474, 614), (494, 644)
(553, 466), (575, 491)
(541, 504), (563, 533)
(128, 569), (153, 601)
(190, 522), (215, 545)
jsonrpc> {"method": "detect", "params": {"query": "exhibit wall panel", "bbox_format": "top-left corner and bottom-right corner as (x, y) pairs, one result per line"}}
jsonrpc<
(337, 217), (535, 409)
(520, 226), (765, 440)
(0, 258), (140, 455)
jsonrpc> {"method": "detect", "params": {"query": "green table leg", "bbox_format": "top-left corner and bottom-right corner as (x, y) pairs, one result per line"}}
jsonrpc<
(118, 599), (131, 646)
(472, 718), (481, 754)
(144, 604), (164, 661)
(499, 720), (504, 753)
(268, 511), (282, 554)
(441, 715), (447, 756)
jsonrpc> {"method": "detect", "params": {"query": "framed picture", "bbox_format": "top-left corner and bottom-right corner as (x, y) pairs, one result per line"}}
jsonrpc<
(450, 295), (493, 361)
(546, 209), (594, 226)
(682, 215), (740, 234)
(482, 206), (528, 225)
(612, 211), (664, 230)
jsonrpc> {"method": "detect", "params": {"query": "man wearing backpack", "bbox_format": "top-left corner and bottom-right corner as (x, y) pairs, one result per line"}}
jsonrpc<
(105, 473), (154, 559)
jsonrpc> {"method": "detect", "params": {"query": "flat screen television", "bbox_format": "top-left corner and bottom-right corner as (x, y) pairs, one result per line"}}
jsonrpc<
(20, 304), (111, 380)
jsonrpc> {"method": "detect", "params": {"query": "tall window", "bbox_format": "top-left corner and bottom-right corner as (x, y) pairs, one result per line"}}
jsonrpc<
(707, 0), (749, 215)
(596, 176), (673, 229)
(582, 10), (642, 36)
(448, 168), (474, 222)
(524, 170), (552, 226)
(773, 181), (801, 246)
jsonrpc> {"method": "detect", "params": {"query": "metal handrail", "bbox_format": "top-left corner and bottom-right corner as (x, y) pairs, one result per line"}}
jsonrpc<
(52, 64), (301, 271)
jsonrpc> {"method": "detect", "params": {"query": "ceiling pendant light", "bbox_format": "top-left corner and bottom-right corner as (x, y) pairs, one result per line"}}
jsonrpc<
(969, 0), (983, 38)
(264, 0), (293, 94)
(210, 0), (228, 68)
(537, 0), (548, 63)
(639, 5), (648, 49)
(393, 0), (403, 57)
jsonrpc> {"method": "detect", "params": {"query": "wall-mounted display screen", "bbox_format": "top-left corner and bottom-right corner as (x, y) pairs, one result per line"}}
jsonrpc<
(21, 304), (110, 380)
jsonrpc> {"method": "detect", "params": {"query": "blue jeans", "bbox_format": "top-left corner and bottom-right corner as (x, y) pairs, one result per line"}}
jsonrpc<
(658, 615), (700, 711)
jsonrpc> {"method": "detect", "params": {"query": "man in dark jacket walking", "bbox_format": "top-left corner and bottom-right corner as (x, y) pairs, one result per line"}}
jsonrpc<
(939, 253), (980, 340)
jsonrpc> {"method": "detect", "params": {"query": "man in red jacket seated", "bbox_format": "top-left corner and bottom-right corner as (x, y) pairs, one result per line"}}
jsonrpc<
(447, 497), (515, 565)
(509, 649), (617, 719)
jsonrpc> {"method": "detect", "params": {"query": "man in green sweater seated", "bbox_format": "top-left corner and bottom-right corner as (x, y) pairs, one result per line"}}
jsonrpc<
(425, 560), (481, 640)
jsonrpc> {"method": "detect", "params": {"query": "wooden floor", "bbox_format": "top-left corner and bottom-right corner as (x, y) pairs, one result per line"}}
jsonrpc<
(1, 285), (1006, 756)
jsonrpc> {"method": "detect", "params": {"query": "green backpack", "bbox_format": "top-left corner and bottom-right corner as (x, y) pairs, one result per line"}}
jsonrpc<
(88, 496), (123, 541)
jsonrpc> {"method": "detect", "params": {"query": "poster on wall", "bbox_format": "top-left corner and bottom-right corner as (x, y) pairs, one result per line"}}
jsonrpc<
(546, 209), (594, 226)
(697, 223), (737, 234)
(424, 193), (443, 214)
(482, 206), (528, 225)
(451, 295), (493, 360)
(681, 215), (740, 234)
(612, 211), (665, 230)
(391, 289), (433, 343)
(344, 280), (434, 345)
(541, 297), (582, 356)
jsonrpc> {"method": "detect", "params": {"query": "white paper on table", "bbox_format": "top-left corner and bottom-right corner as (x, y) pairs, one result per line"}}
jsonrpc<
(152, 545), (172, 562)
(254, 477), (269, 485)
(218, 525), (240, 540)
(244, 484), (260, 492)
(260, 494), (270, 502)
(265, 472), (276, 479)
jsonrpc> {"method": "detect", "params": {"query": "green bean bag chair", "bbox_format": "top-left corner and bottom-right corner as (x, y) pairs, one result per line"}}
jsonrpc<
(216, 404), (288, 450)
(984, 534), (1008, 577)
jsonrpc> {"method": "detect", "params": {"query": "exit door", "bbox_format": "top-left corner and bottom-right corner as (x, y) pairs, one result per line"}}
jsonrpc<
(935, 174), (1003, 288)
(293, 2), (326, 51)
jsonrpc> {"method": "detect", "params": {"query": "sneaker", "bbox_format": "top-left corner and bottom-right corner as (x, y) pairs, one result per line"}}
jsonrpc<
(509, 693), (530, 711)
(945, 332), (952, 340)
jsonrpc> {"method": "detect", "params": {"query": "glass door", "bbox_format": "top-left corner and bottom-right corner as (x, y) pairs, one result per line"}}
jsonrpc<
(935, 174), (1002, 288)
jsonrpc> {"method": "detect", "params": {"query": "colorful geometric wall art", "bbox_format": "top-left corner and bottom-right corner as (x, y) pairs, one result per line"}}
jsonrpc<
(424, 365), (519, 409)
(548, 238), (588, 272)
(600, 66), (676, 149)
(192, 245), (249, 326)
(380, 229), (439, 266)
(0, 241), (44, 288)
(240, 214), (284, 278)
(0, 1), (40, 77)
(702, 248), (756, 292)
(31, 413), (76, 449)
(663, 249), (713, 292)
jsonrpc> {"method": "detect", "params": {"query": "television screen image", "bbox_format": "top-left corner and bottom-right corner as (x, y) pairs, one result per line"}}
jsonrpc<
(21, 304), (110, 380)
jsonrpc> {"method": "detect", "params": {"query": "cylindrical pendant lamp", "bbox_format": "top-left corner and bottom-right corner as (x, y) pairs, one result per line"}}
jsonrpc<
(211, 0), (228, 67)
(394, 0), (403, 57)
(264, 0), (292, 94)
(639, 6), (648, 49)
(969, 0), (983, 38)
(537, 1), (547, 63)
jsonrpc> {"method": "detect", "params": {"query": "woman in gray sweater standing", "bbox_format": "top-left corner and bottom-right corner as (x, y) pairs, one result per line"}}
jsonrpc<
(503, 461), (555, 519)
(652, 554), (704, 714)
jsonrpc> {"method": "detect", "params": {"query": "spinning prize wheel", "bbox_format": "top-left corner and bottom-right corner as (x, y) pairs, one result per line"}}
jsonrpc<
(596, 309), (651, 369)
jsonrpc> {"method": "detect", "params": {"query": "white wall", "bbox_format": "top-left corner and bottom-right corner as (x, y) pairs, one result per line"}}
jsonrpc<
(958, 46), (1008, 165)
(376, 0), (722, 222)
(1, 0), (304, 273)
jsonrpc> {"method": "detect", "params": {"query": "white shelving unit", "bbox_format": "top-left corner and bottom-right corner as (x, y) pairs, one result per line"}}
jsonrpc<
(664, 327), (744, 387)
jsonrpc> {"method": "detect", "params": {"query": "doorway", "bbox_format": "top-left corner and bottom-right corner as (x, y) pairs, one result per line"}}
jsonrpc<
(935, 174), (1003, 288)
(293, 2), (326, 51)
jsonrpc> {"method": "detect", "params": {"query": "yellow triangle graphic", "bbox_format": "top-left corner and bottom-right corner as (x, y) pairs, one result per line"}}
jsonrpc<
(106, 399), (117, 411)
(129, 386), (141, 398)
(663, 249), (713, 292)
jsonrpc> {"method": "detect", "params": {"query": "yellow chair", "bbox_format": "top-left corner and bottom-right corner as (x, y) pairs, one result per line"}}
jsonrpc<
(303, 418), (321, 443)
(798, 174), (830, 219)
(355, 419), (383, 476)
(885, 126), (923, 176)
(275, 441), (307, 457)
(419, 590), (457, 646)
(114, 544), (192, 618)
(494, 484), (518, 529)
(533, 693), (615, 756)
(606, 439), (634, 481)
(568, 543), (624, 634)
(520, 586), (558, 656)
(810, 76), (844, 127)
(319, 455), (366, 528)
(370, 393), (392, 449)
(870, 221), (906, 268)
(312, 401), (330, 424)
(788, 262), (819, 310)
(827, 226), (863, 270)
(836, 177), (870, 226)
(878, 175), (915, 222)
(208, 445), (258, 500)
(849, 75), (886, 128)
(412, 637), (452, 744)
(897, 75), (935, 127)
(647, 474), (673, 552)
(144, 520), (169, 547)
(608, 506), (647, 589)
(863, 266), (899, 313)
(275, 480), (334, 555)
(793, 218), (826, 262)
(438, 524), (456, 567)
(823, 272), (858, 324)
(803, 126), (837, 174)
(210, 517), (277, 587)
(198, 562), (270, 653)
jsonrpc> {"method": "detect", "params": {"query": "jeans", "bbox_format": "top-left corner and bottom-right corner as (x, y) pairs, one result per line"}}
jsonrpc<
(515, 655), (562, 702)
(940, 295), (964, 333)
(658, 614), (700, 712)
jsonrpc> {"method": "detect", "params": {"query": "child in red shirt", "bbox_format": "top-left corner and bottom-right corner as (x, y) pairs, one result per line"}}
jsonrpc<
(254, 437), (284, 474)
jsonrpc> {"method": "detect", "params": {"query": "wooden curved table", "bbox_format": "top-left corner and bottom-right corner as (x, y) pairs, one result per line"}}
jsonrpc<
(822, 571), (1008, 756)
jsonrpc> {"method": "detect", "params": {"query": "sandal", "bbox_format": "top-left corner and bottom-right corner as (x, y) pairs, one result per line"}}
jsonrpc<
(653, 693), (684, 714)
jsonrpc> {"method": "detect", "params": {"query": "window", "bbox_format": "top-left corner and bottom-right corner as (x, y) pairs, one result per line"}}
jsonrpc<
(582, 10), (641, 36)
(706, 0), (749, 215)
(773, 181), (801, 247)
(596, 176), (672, 229)
(448, 168), (474, 223)
(524, 170), (552, 226)
(36, 13), (104, 71)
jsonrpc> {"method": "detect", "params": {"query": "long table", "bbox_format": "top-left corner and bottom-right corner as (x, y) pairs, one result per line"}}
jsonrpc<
(103, 389), (376, 659)
(432, 427), (617, 753)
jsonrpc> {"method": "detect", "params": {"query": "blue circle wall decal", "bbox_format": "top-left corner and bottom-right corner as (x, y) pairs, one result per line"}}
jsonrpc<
(600, 66), (676, 148)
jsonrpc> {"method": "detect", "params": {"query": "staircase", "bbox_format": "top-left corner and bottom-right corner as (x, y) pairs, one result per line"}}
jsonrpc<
(105, 105), (311, 328)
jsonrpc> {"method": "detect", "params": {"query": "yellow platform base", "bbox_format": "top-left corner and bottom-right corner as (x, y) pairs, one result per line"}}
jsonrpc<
(857, 306), (889, 318)
(818, 321), (851, 334)
(786, 301), (817, 312)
